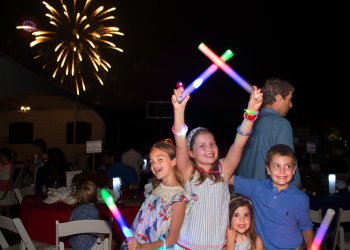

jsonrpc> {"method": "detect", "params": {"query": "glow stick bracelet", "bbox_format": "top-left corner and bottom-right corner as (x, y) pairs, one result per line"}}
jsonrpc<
(177, 50), (234, 103)
(198, 43), (253, 94)
(309, 208), (335, 250)
(100, 188), (133, 238)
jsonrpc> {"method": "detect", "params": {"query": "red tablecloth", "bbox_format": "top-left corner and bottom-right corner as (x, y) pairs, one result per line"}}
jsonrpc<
(20, 195), (141, 248)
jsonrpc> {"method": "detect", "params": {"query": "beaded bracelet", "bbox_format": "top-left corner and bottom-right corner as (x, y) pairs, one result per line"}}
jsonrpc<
(244, 109), (258, 115)
(172, 124), (188, 136)
(237, 125), (252, 136)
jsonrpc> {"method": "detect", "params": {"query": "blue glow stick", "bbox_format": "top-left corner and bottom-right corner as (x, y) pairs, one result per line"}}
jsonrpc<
(100, 188), (133, 238)
(177, 50), (234, 103)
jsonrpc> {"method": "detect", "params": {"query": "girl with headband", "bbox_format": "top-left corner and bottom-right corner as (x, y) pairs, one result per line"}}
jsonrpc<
(171, 85), (262, 249)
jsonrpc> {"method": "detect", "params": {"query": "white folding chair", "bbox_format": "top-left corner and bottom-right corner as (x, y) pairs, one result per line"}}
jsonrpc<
(332, 208), (350, 250)
(55, 219), (113, 250)
(0, 215), (55, 250)
(310, 209), (330, 250)
(14, 185), (35, 204)
(310, 209), (323, 225)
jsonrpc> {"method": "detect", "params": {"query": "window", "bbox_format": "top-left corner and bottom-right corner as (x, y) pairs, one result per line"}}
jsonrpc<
(9, 122), (33, 144)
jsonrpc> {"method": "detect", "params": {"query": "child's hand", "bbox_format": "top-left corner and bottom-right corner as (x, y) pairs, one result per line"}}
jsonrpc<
(126, 237), (141, 250)
(171, 85), (190, 111)
(247, 85), (263, 112)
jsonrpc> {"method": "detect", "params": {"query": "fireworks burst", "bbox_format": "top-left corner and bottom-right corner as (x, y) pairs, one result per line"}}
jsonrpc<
(17, 0), (124, 95)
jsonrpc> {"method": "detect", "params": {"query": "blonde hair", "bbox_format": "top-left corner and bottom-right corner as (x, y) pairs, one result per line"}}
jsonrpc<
(76, 180), (97, 204)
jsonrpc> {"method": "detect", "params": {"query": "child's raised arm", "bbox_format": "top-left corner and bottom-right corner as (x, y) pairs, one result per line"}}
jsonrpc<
(222, 86), (263, 183)
(171, 87), (193, 181)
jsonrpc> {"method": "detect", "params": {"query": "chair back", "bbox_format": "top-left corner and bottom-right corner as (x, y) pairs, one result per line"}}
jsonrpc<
(0, 215), (18, 249)
(14, 185), (35, 204)
(0, 215), (54, 250)
(332, 208), (350, 250)
(310, 209), (323, 224)
(55, 219), (112, 250)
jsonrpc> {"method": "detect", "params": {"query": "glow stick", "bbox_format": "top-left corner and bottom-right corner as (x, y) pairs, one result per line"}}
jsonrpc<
(177, 50), (234, 103)
(309, 209), (335, 250)
(198, 43), (253, 94)
(100, 188), (133, 238)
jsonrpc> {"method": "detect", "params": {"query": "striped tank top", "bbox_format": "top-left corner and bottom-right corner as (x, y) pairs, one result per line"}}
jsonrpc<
(175, 173), (229, 250)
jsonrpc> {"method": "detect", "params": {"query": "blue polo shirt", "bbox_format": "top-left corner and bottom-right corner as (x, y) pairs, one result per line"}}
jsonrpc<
(236, 108), (301, 187)
(234, 176), (313, 250)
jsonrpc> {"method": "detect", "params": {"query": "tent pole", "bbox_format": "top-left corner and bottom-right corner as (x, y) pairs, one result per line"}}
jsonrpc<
(73, 95), (77, 168)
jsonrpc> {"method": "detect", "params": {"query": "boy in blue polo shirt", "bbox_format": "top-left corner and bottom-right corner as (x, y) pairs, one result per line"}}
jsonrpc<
(232, 144), (313, 250)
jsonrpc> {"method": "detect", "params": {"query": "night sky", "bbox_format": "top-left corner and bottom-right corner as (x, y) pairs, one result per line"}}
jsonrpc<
(0, 0), (348, 150)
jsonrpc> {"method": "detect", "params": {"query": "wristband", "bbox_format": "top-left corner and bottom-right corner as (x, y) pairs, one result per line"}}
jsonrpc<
(243, 112), (258, 122)
(244, 109), (258, 115)
(237, 126), (252, 136)
(172, 124), (188, 136)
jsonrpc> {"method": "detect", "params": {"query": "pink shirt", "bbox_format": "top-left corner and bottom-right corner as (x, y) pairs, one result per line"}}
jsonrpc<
(0, 162), (14, 190)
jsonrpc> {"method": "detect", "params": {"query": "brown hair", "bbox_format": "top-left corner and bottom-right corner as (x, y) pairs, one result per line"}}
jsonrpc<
(187, 128), (223, 185)
(76, 180), (97, 203)
(149, 140), (183, 191)
(265, 144), (296, 167)
(262, 78), (294, 107)
(229, 195), (258, 250)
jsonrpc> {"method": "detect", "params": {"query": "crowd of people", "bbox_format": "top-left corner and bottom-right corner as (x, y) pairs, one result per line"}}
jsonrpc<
(3, 77), (348, 250)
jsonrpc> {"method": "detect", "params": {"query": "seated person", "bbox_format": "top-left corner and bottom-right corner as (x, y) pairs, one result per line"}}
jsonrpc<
(0, 147), (16, 216)
(101, 150), (138, 189)
(35, 147), (71, 192)
(69, 180), (101, 250)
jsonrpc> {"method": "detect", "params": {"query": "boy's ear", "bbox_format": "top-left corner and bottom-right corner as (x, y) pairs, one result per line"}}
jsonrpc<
(266, 165), (271, 176)
(172, 158), (176, 167)
(275, 94), (283, 102)
(189, 150), (195, 158)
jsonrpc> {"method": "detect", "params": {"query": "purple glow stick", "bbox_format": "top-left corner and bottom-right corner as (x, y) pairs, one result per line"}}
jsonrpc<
(309, 209), (335, 250)
(198, 43), (253, 94)
(177, 50), (234, 103)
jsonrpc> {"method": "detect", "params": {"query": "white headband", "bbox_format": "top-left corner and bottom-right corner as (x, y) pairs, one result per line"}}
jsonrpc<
(186, 127), (206, 148)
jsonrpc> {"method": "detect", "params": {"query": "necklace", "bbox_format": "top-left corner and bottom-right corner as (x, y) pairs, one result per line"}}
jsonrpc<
(194, 161), (223, 174)
(195, 166), (222, 174)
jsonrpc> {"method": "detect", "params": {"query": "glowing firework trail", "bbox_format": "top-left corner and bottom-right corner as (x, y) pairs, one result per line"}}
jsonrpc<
(198, 43), (253, 94)
(100, 188), (133, 238)
(177, 50), (234, 103)
(17, 0), (124, 95)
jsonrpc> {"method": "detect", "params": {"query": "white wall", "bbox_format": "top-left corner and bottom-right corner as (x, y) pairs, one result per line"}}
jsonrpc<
(0, 108), (105, 165)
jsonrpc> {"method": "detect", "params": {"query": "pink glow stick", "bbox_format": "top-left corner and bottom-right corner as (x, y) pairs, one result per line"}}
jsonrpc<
(198, 43), (253, 94)
(309, 209), (335, 250)
(177, 49), (234, 103)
